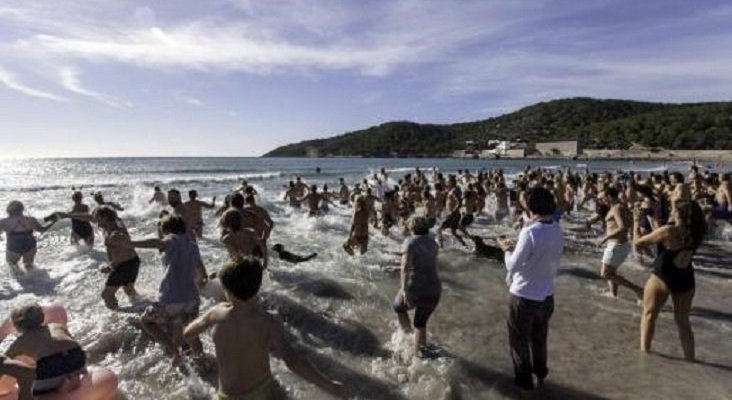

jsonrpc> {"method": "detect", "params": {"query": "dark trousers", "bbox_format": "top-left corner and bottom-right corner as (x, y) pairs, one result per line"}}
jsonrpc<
(507, 294), (554, 390)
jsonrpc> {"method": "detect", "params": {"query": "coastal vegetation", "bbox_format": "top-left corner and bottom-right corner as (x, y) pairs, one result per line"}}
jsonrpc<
(263, 98), (732, 157)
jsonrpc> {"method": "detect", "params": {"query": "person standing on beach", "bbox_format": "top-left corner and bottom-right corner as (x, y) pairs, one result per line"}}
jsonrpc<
(597, 187), (643, 299)
(498, 188), (564, 391)
(184, 190), (216, 239)
(183, 258), (350, 399)
(633, 201), (705, 361)
(394, 216), (441, 355)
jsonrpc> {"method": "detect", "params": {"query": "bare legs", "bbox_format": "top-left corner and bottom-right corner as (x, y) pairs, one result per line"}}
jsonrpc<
(6, 249), (37, 270)
(640, 274), (695, 361)
(102, 283), (139, 310)
(601, 264), (643, 300)
(396, 311), (426, 354)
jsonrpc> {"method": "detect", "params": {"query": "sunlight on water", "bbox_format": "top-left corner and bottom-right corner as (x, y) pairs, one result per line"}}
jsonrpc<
(0, 158), (731, 400)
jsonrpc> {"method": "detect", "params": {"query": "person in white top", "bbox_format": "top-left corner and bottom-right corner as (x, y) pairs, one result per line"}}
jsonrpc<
(499, 187), (564, 391)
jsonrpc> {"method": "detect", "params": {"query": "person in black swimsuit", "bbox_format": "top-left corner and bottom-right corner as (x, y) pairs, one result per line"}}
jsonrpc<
(3, 304), (88, 397)
(633, 201), (705, 361)
(0, 201), (56, 270)
(68, 191), (94, 246)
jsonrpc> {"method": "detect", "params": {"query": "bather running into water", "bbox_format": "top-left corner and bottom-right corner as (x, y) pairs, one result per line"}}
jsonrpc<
(68, 191), (95, 247)
(0, 201), (57, 270)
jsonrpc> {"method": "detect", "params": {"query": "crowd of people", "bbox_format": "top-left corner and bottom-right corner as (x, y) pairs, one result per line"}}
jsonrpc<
(0, 163), (730, 399)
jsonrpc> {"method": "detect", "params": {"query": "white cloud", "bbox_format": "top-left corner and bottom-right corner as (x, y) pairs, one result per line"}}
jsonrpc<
(179, 95), (204, 106)
(59, 66), (124, 106)
(0, 66), (67, 101)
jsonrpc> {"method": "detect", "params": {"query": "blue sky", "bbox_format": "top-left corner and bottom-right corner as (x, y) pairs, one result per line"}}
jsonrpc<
(0, 0), (730, 157)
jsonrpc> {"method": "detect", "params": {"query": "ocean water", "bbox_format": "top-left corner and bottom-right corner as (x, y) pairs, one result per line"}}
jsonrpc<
(0, 157), (731, 400)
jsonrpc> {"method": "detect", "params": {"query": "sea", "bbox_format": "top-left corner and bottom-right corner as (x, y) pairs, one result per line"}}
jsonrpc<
(0, 157), (731, 400)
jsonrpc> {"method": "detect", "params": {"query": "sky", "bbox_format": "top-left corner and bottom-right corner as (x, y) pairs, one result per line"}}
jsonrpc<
(0, 0), (731, 157)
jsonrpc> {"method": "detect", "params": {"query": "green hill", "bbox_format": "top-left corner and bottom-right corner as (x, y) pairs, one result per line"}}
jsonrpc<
(263, 97), (732, 157)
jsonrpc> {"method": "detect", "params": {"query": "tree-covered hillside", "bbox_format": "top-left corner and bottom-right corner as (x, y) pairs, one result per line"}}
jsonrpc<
(263, 98), (732, 157)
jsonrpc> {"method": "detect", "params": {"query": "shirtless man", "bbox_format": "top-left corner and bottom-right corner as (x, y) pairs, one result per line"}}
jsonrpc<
(244, 195), (274, 242)
(597, 187), (643, 299)
(219, 209), (267, 265)
(300, 185), (326, 216)
(320, 185), (337, 212)
(184, 190), (216, 239)
(92, 192), (124, 211)
(381, 191), (400, 236)
(438, 183), (467, 247)
(183, 259), (350, 399)
(421, 189), (438, 228)
(58, 206), (140, 309)
(68, 191), (94, 246)
(712, 173), (732, 223)
(363, 188), (380, 227)
(493, 181), (510, 222)
(237, 180), (258, 196)
(229, 194), (270, 244)
(293, 176), (308, 198)
(0, 201), (56, 270)
(167, 189), (195, 239)
(344, 196), (370, 255)
(460, 187), (477, 235)
(338, 178), (350, 205)
(149, 186), (167, 205)
(283, 182), (302, 209)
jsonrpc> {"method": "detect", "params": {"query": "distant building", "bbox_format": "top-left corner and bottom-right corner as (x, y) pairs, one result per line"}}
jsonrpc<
(532, 140), (582, 157)
(452, 139), (581, 159)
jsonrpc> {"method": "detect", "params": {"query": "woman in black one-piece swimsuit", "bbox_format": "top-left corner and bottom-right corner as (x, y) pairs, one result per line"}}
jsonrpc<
(633, 200), (705, 362)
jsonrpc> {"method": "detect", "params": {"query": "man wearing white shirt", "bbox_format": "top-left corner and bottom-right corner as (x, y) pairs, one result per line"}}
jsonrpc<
(499, 187), (564, 391)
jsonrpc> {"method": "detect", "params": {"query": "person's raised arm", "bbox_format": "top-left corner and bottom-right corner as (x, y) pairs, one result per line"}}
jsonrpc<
(269, 315), (350, 398)
(633, 222), (671, 248)
(202, 197), (217, 209)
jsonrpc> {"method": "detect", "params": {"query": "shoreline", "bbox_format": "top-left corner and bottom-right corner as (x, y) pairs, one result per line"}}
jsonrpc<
(262, 150), (732, 162)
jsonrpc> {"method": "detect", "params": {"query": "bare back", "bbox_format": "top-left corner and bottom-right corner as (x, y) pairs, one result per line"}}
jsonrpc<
(211, 304), (274, 395)
(223, 229), (264, 260)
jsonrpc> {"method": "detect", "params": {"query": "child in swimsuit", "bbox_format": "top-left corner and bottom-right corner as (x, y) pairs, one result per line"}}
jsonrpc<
(183, 258), (350, 399)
